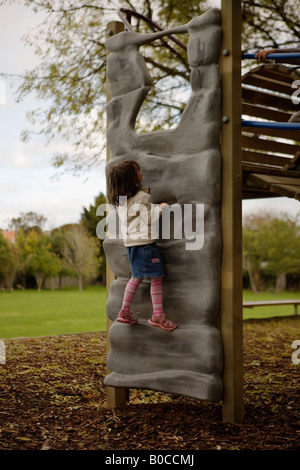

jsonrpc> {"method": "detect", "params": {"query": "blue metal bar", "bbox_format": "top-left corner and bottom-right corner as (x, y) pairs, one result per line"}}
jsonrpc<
(242, 52), (300, 60)
(242, 120), (300, 130)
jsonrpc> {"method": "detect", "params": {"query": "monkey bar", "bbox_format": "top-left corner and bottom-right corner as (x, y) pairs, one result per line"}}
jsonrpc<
(242, 52), (300, 60)
(242, 121), (300, 130)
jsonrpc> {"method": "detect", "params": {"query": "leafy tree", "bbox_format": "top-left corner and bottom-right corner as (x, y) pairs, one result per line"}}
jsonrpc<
(8, 211), (47, 234)
(24, 229), (62, 291)
(28, 247), (61, 292)
(1, 0), (299, 175)
(6, 212), (48, 288)
(258, 215), (300, 292)
(243, 225), (261, 293)
(243, 211), (300, 293)
(0, 0), (208, 173)
(61, 226), (98, 291)
(80, 191), (106, 283)
(14, 229), (28, 287)
(45, 230), (75, 287)
(0, 232), (19, 291)
(242, 0), (300, 53)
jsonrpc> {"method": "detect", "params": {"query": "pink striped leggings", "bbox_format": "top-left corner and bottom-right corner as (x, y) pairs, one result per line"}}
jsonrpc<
(121, 277), (164, 316)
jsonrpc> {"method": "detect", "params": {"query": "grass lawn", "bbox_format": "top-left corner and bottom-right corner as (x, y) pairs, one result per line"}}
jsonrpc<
(1, 286), (299, 339)
(0, 286), (107, 339)
(243, 289), (300, 320)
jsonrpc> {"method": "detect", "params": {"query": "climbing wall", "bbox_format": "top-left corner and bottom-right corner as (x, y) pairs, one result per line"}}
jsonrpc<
(103, 8), (223, 402)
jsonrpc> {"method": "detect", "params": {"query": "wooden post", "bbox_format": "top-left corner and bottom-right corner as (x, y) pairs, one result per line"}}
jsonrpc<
(220, 0), (244, 423)
(105, 20), (129, 409)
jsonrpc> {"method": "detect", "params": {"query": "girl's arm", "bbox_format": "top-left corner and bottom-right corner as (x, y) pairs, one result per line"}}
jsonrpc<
(255, 47), (300, 64)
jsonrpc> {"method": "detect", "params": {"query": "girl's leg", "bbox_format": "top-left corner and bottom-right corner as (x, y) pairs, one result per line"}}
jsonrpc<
(121, 277), (142, 313)
(117, 277), (142, 324)
(149, 277), (177, 331)
(150, 277), (164, 316)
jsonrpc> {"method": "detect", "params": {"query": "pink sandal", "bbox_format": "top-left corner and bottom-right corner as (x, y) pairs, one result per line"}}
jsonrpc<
(117, 310), (137, 325)
(148, 313), (177, 331)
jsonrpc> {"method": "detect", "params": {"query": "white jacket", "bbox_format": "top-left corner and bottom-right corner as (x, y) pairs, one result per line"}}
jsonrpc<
(118, 189), (161, 247)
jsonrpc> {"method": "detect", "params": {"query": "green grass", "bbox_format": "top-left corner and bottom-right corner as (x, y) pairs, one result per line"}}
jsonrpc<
(1, 286), (299, 339)
(243, 289), (300, 320)
(0, 286), (107, 339)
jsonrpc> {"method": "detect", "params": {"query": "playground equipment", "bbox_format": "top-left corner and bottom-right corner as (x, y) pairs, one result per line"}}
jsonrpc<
(242, 122), (300, 129)
(104, 6), (224, 407)
(242, 52), (300, 60)
(241, 61), (300, 201)
(104, 1), (300, 424)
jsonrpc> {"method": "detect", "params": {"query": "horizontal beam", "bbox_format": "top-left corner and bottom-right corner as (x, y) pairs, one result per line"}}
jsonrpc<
(242, 120), (300, 130)
(243, 300), (300, 307)
(242, 134), (298, 155)
(242, 52), (300, 60)
(243, 300), (299, 315)
(242, 87), (295, 113)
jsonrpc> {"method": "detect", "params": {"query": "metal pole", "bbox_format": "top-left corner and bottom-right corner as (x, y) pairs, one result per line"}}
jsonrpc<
(242, 120), (300, 130)
(242, 52), (300, 60)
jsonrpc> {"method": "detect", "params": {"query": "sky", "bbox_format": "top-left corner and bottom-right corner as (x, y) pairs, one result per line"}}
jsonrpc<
(0, 2), (299, 233)
(0, 3), (107, 231)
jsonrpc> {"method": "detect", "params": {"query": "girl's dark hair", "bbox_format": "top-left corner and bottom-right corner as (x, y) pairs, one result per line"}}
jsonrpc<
(106, 160), (142, 206)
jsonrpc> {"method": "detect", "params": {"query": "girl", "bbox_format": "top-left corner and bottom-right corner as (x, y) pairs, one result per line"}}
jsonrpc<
(106, 160), (177, 331)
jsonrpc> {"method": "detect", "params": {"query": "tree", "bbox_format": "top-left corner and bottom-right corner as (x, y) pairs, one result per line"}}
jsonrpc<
(24, 229), (62, 292)
(46, 229), (75, 287)
(5, 212), (48, 289)
(62, 226), (98, 291)
(243, 225), (261, 293)
(2, 1), (299, 174)
(242, 0), (300, 53)
(80, 191), (106, 284)
(0, 232), (19, 291)
(243, 211), (300, 293)
(0, 0), (208, 174)
(258, 215), (300, 292)
(8, 211), (47, 233)
(28, 247), (61, 292)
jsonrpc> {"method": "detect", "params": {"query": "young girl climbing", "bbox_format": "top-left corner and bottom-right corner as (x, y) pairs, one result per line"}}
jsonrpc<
(106, 160), (177, 331)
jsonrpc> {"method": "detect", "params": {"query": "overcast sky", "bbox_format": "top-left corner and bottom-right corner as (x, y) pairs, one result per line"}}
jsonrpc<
(0, 3), (107, 231)
(0, 2), (299, 232)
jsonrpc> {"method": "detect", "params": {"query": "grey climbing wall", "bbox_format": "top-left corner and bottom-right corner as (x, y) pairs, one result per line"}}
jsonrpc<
(103, 8), (223, 402)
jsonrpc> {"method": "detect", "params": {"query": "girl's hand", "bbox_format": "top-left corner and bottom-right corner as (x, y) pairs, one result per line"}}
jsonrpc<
(159, 203), (169, 209)
(255, 49), (276, 62)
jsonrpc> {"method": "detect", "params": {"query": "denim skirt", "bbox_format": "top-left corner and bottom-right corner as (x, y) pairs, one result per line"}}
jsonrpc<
(126, 242), (165, 278)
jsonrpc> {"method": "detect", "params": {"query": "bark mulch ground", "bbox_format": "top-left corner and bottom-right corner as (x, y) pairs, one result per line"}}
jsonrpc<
(0, 317), (299, 451)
